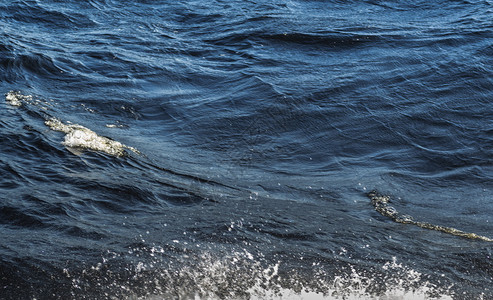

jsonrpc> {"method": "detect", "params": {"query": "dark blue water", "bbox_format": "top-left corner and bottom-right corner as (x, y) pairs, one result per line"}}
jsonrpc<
(1, 0), (492, 299)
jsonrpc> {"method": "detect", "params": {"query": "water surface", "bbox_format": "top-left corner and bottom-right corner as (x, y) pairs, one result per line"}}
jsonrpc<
(1, 0), (492, 299)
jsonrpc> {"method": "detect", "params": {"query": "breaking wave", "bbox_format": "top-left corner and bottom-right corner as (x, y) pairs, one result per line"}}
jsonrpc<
(64, 247), (454, 300)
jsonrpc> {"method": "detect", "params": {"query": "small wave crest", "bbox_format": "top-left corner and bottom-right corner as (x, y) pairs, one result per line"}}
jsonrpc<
(368, 190), (493, 242)
(5, 91), (139, 157)
(45, 117), (139, 157)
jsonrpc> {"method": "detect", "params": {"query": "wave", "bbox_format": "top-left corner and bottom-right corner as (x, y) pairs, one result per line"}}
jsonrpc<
(0, 246), (455, 299)
(3, 91), (240, 207)
(0, 52), (65, 82)
(6, 91), (138, 157)
(1, 1), (96, 30)
(368, 190), (493, 242)
(45, 117), (139, 157)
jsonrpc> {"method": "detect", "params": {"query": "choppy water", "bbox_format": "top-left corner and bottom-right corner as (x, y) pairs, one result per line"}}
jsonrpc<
(1, 0), (493, 299)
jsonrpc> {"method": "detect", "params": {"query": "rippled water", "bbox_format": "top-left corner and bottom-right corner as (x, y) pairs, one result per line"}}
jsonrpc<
(1, 0), (492, 299)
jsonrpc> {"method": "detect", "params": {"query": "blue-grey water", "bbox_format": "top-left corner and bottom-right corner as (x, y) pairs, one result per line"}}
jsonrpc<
(1, 0), (492, 299)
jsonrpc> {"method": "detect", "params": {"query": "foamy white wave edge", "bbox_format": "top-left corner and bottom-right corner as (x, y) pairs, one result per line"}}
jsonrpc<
(5, 91), (139, 157)
(78, 248), (455, 300)
(45, 117), (139, 157)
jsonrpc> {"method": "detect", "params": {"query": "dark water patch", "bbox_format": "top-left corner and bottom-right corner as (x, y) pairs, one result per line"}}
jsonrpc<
(5, 1), (96, 30)
(0, 205), (47, 229)
(260, 32), (379, 48)
(0, 160), (26, 189)
(62, 225), (107, 240)
(0, 132), (69, 172)
(257, 224), (318, 242)
(67, 181), (158, 213)
(1, 53), (66, 83)
(155, 189), (205, 207)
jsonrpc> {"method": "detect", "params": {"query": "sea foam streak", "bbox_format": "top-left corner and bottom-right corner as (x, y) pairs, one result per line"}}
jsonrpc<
(368, 190), (493, 242)
(5, 91), (139, 157)
(5, 91), (26, 107)
(45, 117), (139, 157)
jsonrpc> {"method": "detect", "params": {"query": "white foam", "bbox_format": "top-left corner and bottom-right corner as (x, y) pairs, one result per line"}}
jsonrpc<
(5, 90), (52, 110)
(5, 91), (138, 157)
(109, 249), (455, 300)
(5, 90), (30, 107)
(45, 117), (139, 157)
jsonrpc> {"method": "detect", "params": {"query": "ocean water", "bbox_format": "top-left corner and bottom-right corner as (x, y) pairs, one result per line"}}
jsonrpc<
(1, 0), (492, 299)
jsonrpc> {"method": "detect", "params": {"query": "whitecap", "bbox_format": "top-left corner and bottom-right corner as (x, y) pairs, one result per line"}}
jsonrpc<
(5, 91), (139, 158)
(5, 90), (30, 107)
(45, 117), (139, 157)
